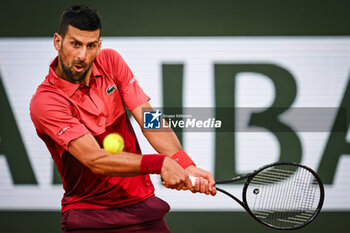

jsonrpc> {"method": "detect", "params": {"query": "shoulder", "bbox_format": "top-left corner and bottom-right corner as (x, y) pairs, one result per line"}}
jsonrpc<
(94, 49), (131, 80)
(96, 48), (123, 64)
(31, 79), (69, 105)
(30, 81), (71, 120)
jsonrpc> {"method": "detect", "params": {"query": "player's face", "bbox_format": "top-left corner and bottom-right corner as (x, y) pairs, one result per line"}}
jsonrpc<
(54, 25), (101, 84)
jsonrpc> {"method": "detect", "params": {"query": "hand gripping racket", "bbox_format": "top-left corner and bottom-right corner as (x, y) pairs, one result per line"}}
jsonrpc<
(190, 162), (324, 230)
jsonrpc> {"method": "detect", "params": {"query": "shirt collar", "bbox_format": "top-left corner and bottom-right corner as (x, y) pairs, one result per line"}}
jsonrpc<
(92, 62), (101, 78)
(48, 56), (101, 97)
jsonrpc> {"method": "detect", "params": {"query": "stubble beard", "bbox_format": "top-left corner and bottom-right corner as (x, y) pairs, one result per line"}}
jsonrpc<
(58, 50), (92, 84)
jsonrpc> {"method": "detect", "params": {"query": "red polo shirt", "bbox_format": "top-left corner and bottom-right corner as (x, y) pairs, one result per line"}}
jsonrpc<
(30, 49), (155, 213)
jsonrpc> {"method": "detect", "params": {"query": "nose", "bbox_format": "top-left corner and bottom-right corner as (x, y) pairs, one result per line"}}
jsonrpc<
(77, 46), (87, 61)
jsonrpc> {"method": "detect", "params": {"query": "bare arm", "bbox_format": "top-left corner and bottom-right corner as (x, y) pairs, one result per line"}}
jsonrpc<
(67, 132), (191, 189)
(68, 133), (143, 176)
(131, 101), (183, 156)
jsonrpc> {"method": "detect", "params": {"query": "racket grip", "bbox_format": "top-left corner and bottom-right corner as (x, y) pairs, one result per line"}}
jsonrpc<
(189, 176), (197, 186)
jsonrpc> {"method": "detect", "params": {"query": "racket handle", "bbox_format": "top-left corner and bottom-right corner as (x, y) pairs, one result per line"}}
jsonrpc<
(162, 176), (197, 186)
(189, 176), (197, 186)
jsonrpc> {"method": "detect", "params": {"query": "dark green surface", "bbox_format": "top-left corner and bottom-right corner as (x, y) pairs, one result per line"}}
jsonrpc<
(0, 211), (348, 233)
(1, 0), (350, 37)
(0, 72), (37, 184)
(317, 77), (350, 184)
(214, 64), (302, 180)
(163, 64), (184, 143)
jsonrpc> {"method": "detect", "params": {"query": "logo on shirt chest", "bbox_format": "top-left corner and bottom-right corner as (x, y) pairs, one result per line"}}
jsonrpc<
(106, 84), (117, 95)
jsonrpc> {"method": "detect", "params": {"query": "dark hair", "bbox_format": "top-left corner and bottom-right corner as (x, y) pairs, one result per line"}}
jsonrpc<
(58, 5), (102, 38)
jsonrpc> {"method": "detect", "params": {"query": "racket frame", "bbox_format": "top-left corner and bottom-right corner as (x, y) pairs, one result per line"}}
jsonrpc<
(215, 162), (325, 230)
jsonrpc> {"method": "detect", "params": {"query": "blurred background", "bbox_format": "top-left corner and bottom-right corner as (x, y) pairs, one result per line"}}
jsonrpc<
(1, 0), (350, 232)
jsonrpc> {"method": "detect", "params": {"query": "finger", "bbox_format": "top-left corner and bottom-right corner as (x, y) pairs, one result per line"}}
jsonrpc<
(174, 179), (182, 190)
(208, 177), (216, 192)
(194, 177), (200, 192)
(180, 184), (188, 191)
(199, 178), (207, 193)
(164, 179), (180, 189)
(162, 181), (170, 189)
(190, 180), (197, 193)
(204, 179), (210, 195)
(169, 183), (178, 189)
(203, 172), (215, 192)
(211, 187), (217, 196)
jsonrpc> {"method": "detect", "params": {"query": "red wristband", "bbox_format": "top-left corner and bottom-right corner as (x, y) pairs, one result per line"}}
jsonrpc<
(140, 154), (166, 174)
(170, 151), (196, 169)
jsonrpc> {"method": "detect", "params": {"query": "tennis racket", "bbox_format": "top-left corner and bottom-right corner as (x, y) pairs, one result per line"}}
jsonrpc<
(190, 162), (324, 230)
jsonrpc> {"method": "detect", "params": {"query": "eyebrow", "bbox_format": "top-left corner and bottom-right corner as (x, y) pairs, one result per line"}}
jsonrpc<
(69, 36), (99, 44)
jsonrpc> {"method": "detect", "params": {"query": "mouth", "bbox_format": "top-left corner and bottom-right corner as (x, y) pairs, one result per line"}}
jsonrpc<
(73, 64), (85, 73)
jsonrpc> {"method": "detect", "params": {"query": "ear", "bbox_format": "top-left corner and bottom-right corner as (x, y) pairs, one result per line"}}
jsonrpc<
(97, 38), (102, 55)
(53, 33), (62, 51)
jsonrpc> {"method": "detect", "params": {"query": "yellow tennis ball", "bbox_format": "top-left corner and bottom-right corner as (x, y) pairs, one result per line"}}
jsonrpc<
(103, 133), (124, 154)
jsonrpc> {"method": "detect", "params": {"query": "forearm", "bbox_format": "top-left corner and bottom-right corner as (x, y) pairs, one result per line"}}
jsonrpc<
(68, 133), (144, 176)
(142, 129), (183, 157)
(87, 150), (143, 176)
(132, 101), (183, 156)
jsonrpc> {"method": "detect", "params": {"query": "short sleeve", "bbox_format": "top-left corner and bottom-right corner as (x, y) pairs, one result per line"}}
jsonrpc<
(30, 91), (90, 150)
(104, 49), (150, 110)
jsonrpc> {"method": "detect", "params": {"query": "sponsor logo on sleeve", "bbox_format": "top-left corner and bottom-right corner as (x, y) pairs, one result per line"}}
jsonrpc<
(57, 125), (73, 136)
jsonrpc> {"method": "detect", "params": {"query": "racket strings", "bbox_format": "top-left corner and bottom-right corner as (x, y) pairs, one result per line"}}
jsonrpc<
(246, 164), (321, 228)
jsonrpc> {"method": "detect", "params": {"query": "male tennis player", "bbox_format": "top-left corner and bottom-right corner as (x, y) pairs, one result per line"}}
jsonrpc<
(30, 4), (216, 233)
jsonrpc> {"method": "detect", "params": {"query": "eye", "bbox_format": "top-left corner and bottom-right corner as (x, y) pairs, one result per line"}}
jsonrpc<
(72, 41), (79, 47)
(87, 43), (96, 49)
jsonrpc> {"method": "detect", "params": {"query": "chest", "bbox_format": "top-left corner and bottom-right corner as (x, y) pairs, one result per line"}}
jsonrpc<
(70, 77), (125, 135)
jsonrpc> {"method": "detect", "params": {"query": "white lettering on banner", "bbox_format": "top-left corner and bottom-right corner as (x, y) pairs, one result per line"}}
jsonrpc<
(0, 37), (349, 210)
(162, 118), (221, 129)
